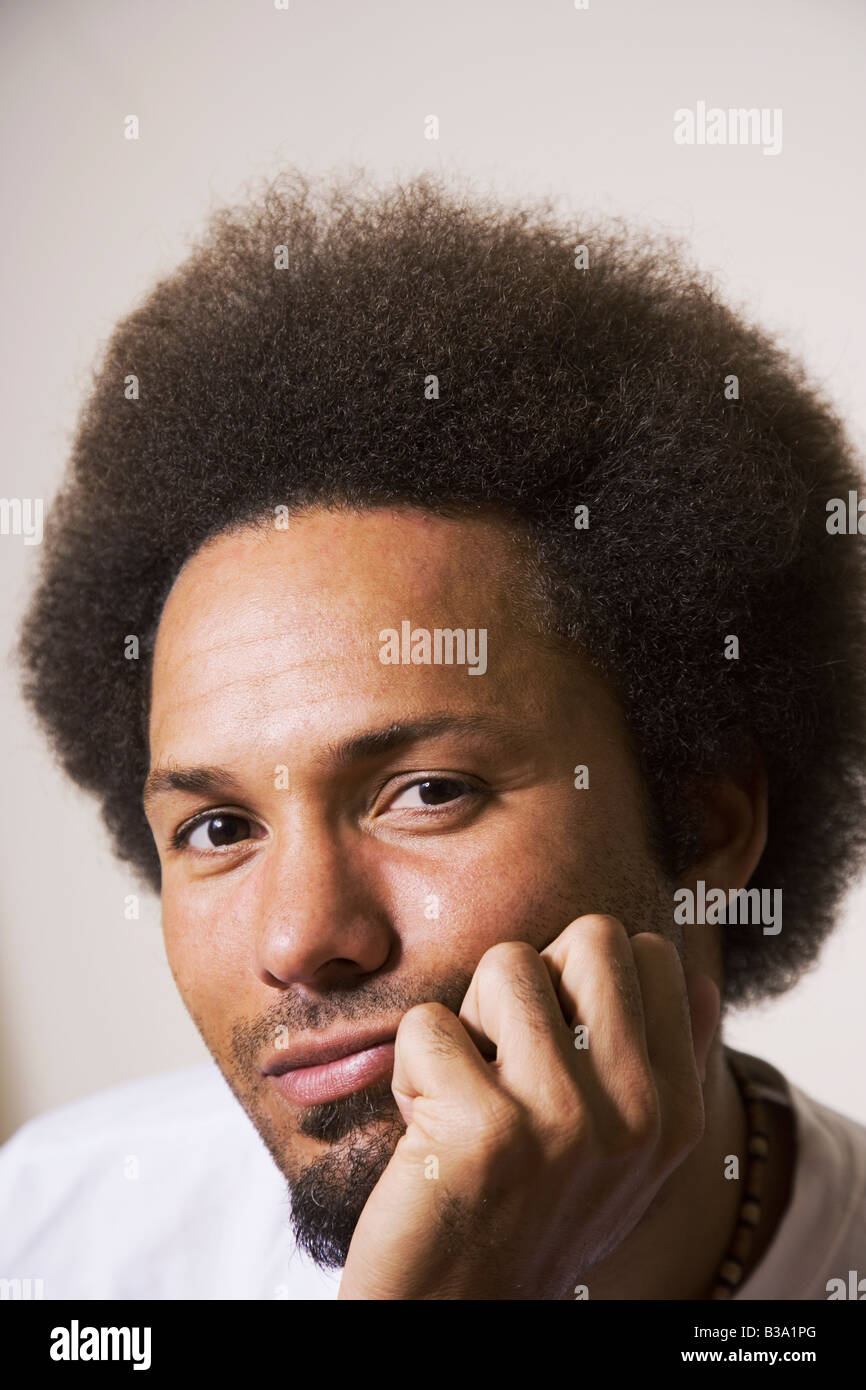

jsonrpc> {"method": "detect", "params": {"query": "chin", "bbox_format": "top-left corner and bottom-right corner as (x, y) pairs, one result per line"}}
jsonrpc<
(227, 1069), (407, 1268)
(285, 1093), (406, 1271)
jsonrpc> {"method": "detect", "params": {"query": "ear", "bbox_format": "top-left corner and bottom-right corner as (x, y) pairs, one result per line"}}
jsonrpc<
(690, 760), (768, 889)
(675, 760), (768, 990)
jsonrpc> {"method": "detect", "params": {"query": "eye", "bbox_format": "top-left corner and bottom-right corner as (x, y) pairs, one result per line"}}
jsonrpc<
(177, 812), (263, 852)
(387, 777), (476, 811)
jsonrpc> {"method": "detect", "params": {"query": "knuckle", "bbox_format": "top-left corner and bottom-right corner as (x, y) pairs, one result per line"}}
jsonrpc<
(484, 1091), (525, 1136)
(401, 999), (452, 1027)
(570, 913), (628, 946)
(476, 941), (553, 1033)
(631, 930), (678, 957)
(477, 938), (540, 984)
(543, 1106), (592, 1161)
(610, 1085), (662, 1156)
(399, 1001), (459, 1053)
(464, 1092), (528, 1159)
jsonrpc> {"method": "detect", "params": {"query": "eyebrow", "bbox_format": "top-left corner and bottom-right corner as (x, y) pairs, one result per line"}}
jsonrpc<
(143, 712), (529, 810)
(322, 712), (527, 767)
(142, 764), (245, 811)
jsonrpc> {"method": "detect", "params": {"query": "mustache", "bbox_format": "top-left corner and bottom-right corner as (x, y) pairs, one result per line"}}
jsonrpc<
(230, 968), (476, 1080)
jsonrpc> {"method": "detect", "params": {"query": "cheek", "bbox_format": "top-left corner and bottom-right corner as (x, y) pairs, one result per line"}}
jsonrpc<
(159, 889), (243, 1037)
(383, 796), (598, 966)
(387, 771), (653, 968)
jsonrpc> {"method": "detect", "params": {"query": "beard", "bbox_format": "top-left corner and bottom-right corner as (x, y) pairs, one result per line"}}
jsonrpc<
(286, 1075), (407, 1268)
(224, 969), (475, 1271)
(210, 859), (677, 1273)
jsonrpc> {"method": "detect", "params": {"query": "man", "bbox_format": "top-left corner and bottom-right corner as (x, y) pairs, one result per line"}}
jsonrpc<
(2, 168), (866, 1300)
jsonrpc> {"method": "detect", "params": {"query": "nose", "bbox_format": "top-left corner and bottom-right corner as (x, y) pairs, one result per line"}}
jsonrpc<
(253, 813), (394, 989)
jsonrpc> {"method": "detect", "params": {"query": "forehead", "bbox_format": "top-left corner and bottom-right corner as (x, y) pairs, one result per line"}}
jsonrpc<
(148, 506), (576, 764)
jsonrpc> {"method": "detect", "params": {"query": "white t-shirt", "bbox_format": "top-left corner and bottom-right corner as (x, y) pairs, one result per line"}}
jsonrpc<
(0, 1051), (863, 1300)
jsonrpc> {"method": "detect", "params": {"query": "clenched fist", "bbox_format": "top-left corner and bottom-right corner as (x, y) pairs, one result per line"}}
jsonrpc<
(338, 914), (720, 1300)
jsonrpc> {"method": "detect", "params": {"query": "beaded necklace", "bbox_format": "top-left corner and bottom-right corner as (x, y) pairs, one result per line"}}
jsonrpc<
(709, 1050), (784, 1299)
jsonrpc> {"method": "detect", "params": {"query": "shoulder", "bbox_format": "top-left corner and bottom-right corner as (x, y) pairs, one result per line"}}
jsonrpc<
(786, 1078), (866, 1294)
(730, 1049), (866, 1300)
(1, 1063), (240, 1159)
(0, 1065), (340, 1300)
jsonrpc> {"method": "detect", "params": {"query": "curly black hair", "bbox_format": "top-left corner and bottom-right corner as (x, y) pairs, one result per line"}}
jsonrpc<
(18, 166), (866, 1008)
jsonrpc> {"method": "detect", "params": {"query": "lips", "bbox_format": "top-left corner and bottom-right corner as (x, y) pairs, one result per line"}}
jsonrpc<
(263, 1028), (398, 1107)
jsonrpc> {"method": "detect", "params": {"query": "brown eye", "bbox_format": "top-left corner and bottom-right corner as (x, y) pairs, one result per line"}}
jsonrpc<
(390, 778), (472, 809)
(186, 813), (253, 850)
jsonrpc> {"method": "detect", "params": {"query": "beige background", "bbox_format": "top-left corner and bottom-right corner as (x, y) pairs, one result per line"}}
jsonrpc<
(2, 0), (865, 1142)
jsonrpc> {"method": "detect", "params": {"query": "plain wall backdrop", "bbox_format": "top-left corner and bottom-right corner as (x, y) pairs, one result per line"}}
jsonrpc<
(1, 0), (865, 1142)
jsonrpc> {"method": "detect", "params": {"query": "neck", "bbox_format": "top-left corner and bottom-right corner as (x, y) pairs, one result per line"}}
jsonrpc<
(572, 1038), (794, 1300)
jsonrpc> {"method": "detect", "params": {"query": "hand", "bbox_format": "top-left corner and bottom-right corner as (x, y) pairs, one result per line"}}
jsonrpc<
(337, 915), (720, 1300)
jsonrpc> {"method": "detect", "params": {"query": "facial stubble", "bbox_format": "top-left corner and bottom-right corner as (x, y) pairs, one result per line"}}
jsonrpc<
(222, 855), (677, 1272)
(227, 971), (475, 1271)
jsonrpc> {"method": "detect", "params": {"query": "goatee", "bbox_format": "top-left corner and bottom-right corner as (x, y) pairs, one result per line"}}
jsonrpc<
(289, 1075), (405, 1268)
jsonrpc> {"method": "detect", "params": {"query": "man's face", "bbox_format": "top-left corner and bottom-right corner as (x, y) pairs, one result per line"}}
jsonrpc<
(145, 505), (671, 1267)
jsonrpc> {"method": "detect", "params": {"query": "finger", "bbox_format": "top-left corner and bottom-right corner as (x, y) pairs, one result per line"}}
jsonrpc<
(540, 914), (652, 1124)
(343, 1006), (514, 1295)
(457, 939), (577, 1123)
(629, 934), (719, 1155)
(630, 935), (719, 1083)
(390, 1000), (502, 1138)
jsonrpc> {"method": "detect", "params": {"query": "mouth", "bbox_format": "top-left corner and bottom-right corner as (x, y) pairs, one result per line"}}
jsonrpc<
(263, 1030), (397, 1106)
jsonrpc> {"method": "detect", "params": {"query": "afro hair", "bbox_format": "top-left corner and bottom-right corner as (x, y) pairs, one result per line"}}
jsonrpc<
(18, 166), (866, 1009)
